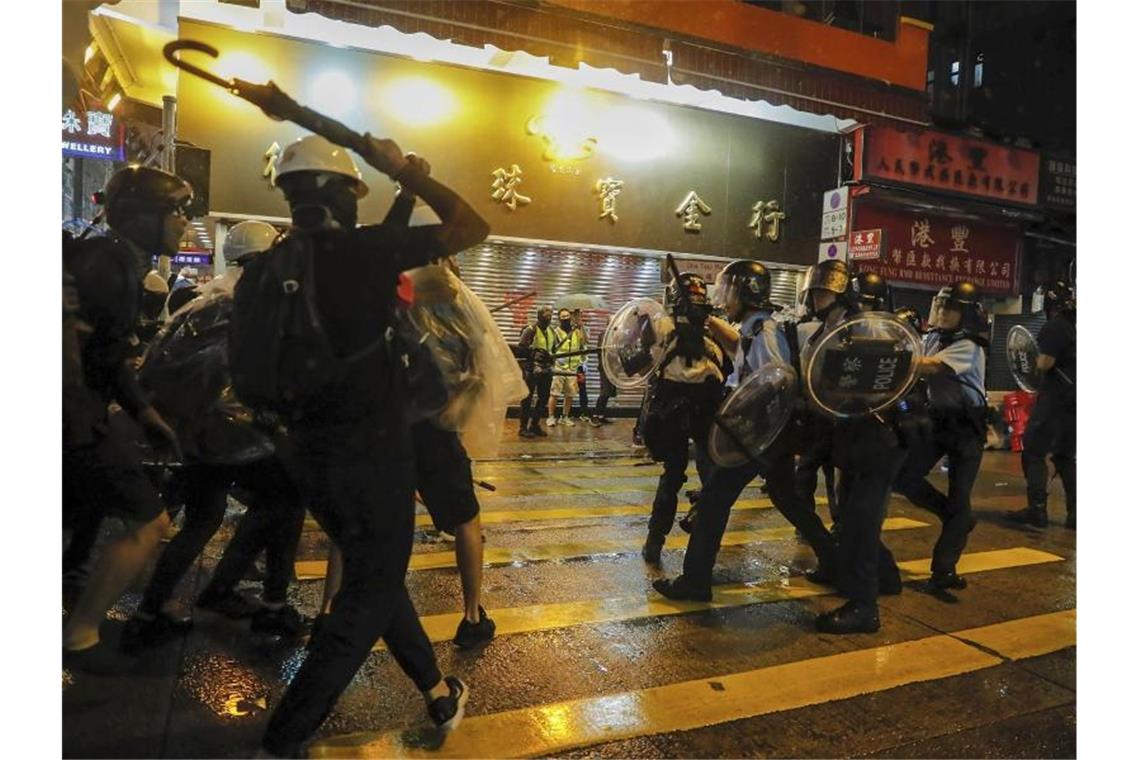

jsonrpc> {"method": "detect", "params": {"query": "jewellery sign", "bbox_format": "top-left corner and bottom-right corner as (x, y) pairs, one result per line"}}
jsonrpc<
(848, 229), (883, 261)
(851, 203), (1020, 295)
(855, 126), (1039, 207)
(62, 108), (124, 161)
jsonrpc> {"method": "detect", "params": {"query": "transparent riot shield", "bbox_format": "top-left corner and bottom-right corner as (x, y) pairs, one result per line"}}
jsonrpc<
(801, 311), (923, 419)
(1006, 324), (1042, 392)
(707, 362), (799, 467)
(599, 298), (669, 389)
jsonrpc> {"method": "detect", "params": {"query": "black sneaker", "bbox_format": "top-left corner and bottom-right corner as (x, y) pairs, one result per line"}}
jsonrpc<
(196, 590), (261, 619)
(453, 606), (496, 649)
(427, 675), (469, 732)
(652, 575), (712, 602)
(530, 424), (548, 438)
(121, 611), (193, 653)
(251, 605), (308, 640)
(1004, 507), (1048, 530)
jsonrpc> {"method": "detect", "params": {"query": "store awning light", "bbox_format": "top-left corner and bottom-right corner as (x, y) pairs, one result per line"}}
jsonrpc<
(379, 76), (457, 127)
(307, 68), (358, 121)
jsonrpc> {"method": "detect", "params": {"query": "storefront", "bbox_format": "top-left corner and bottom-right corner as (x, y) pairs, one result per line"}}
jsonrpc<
(85, 8), (846, 406)
(843, 124), (1045, 390)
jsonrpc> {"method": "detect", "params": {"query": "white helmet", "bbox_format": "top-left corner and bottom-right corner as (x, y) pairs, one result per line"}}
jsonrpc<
(273, 135), (369, 197)
(224, 220), (279, 263)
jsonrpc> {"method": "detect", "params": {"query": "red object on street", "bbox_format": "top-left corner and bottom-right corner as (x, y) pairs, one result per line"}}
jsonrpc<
(396, 272), (415, 308)
(1003, 391), (1037, 452)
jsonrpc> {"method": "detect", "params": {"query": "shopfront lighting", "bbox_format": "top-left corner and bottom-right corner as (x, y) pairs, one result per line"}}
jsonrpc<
(531, 89), (598, 161)
(106, 91), (122, 112)
(598, 105), (676, 162)
(307, 68), (358, 120)
(84, 42), (97, 64)
(379, 77), (457, 126)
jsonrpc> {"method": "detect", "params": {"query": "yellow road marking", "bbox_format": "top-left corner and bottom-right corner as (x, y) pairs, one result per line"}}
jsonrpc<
(313, 608), (1075, 758)
(474, 468), (695, 482)
(369, 547), (1062, 649)
(295, 517), (929, 579)
(479, 484), (770, 498)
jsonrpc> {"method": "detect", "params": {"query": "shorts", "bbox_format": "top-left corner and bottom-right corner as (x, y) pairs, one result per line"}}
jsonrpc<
(63, 426), (167, 528)
(411, 420), (480, 533)
(551, 374), (578, 398)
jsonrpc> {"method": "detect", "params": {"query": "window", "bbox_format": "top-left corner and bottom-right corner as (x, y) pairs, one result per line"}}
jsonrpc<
(950, 60), (960, 87)
(973, 52), (984, 88)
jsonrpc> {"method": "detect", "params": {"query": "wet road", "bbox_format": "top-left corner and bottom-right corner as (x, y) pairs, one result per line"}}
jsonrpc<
(63, 420), (1076, 758)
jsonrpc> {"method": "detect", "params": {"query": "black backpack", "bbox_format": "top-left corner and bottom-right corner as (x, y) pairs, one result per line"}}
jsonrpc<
(229, 233), (378, 416)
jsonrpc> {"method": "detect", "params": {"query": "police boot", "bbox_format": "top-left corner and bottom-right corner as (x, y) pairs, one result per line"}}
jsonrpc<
(641, 531), (666, 565)
(678, 505), (700, 534)
(1004, 506), (1048, 529)
(815, 600), (880, 634)
(529, 420), (548, 437)
(652, 575), (712, 602)
(929, 571), (968, 591)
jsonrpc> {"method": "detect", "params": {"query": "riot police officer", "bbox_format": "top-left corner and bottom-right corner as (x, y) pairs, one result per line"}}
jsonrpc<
(654, 260), (836, 601)
(640, 272), (730, 565)
(1006, 281), (1076, 529)
(518, 306), (557, 438)
(799, 260), (905, 633)
(896, 281), (989, 595)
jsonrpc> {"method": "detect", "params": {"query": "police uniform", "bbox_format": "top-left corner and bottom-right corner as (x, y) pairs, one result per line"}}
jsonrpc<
(655, 306), (836, 598)
(641, 313), (726, 560)
(1019, 310), (1077, 526)
(896, 330), (987, 586)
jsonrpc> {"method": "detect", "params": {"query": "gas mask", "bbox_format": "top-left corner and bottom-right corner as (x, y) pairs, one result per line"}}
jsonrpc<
(282, 174), (359, 231)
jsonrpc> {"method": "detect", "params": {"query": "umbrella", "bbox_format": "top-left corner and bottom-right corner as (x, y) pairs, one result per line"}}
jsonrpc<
(555, 293), (607, 311)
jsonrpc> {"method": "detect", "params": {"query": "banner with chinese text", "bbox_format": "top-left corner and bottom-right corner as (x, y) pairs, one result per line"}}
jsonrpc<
(850, 203), (1020, 295)
(62, 108), (124, 161)
(857, 126), (1039, 207)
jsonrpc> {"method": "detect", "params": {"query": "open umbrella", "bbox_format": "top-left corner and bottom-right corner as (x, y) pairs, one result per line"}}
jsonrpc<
(555, 293), (607, 311)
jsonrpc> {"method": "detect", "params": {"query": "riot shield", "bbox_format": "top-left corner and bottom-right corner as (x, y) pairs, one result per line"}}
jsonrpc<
(707, 362), (799, 467)
(600, 298), (668, 389)
(801, 311), (923, 419)
(1006, 324), (1041, 392)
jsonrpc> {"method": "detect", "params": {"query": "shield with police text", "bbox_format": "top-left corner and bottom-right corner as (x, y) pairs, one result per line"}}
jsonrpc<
(802, 312), (922, 419)
(1006, 324), (1041, 392)
(600, 298), (669, 389)
(708, 362), (799, 467)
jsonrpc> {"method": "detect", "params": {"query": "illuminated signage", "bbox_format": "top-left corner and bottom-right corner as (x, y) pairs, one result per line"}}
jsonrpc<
(62, 109), (125, 161)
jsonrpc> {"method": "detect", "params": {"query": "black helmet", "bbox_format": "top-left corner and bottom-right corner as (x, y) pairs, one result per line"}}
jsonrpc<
(806, 259), (853, 296)
(1043, 281), (1075, 316)
(714, 260), (772, 315)
(930, 280), (989, 338)
(99, 165), (194, 218)
(667, 272), (710, 311)
(854, 271), (890, 311)
(894, 306), (923, 334)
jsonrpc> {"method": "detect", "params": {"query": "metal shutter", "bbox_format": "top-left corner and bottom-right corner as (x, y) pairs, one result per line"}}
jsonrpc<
(456, 238), (805, 409)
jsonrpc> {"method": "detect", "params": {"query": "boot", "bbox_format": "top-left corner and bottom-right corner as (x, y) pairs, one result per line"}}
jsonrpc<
(1004, 506), (1048, 529)
(529, 420), (548, 437)
(652, 575), (712, 602)
(929, 571), (968, 590)
(678, 505), (699, 534)
(641, 532), (665, 565)
(815, 600), (880, 634)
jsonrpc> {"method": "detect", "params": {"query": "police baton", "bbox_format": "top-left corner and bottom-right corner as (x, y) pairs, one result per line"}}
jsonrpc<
(490, 291), (538, 314)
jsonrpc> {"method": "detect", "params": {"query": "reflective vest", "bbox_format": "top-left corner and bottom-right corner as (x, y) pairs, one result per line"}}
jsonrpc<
(552, 327), (585, 369)
(530, 324), (557, 353)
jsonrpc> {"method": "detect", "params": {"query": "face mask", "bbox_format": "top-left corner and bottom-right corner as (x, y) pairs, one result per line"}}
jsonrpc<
(560, 319), (572, 331)
(285, 179), (359, 231)
(538, 315), (551, 328)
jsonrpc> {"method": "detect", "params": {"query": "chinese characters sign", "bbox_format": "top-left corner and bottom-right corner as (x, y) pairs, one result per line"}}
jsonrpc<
(62, 108), (124, 161)
(851, 203), (1020, 295)
(1039, 155), (1076, 212)
(491, 164), (532, 211)
(856, 126), (1039, 207)
(848, 229), (883, 260)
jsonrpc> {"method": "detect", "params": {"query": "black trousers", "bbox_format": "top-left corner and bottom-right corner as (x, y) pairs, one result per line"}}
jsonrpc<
(576, 365), (590, 413)
(646, 381), (718, 540)
(594, 371), (617, 416)
(199, 459), (305, 605)
(1021, 388), (1076, 515)
(680, 429), (835, 587)
(831, 420), (906, 605)
(519, 371), (553, 428)
(896, 414), (983, 575)
(262, 420), (440, 758)
(795, 445), (838, 524)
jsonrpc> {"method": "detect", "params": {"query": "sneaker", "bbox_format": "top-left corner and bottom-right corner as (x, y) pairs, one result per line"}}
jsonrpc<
(561, 417), (575, 427)
(251, 605), (308, 640)
(546, 416), (557, 427)
(121, 611), (193, 653)
(427, 675), (469, 733)
(196, 589), (261, 619)
(453, 606), (496, 649)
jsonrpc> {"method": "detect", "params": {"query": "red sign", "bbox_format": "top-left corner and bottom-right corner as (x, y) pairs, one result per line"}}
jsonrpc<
(848, 229), (883, 260)
(856, 126), (1040, 207)
(850, 203), (1021, 295)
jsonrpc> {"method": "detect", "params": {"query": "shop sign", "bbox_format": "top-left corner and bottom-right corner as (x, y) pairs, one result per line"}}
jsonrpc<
(820, 186), (849, 240)
(818, 241), (847, 262)
(659, 257), (726, 285)
(62, 108), (124, 161)
(1039, 155), (1076, 212)
(851, 204), (1020, 295)
(848, 228), (883, 260)
(857, 126), (1039, 207)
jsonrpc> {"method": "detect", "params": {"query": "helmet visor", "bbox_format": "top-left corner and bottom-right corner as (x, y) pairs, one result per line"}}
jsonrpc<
(807, 265), (849, 294)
